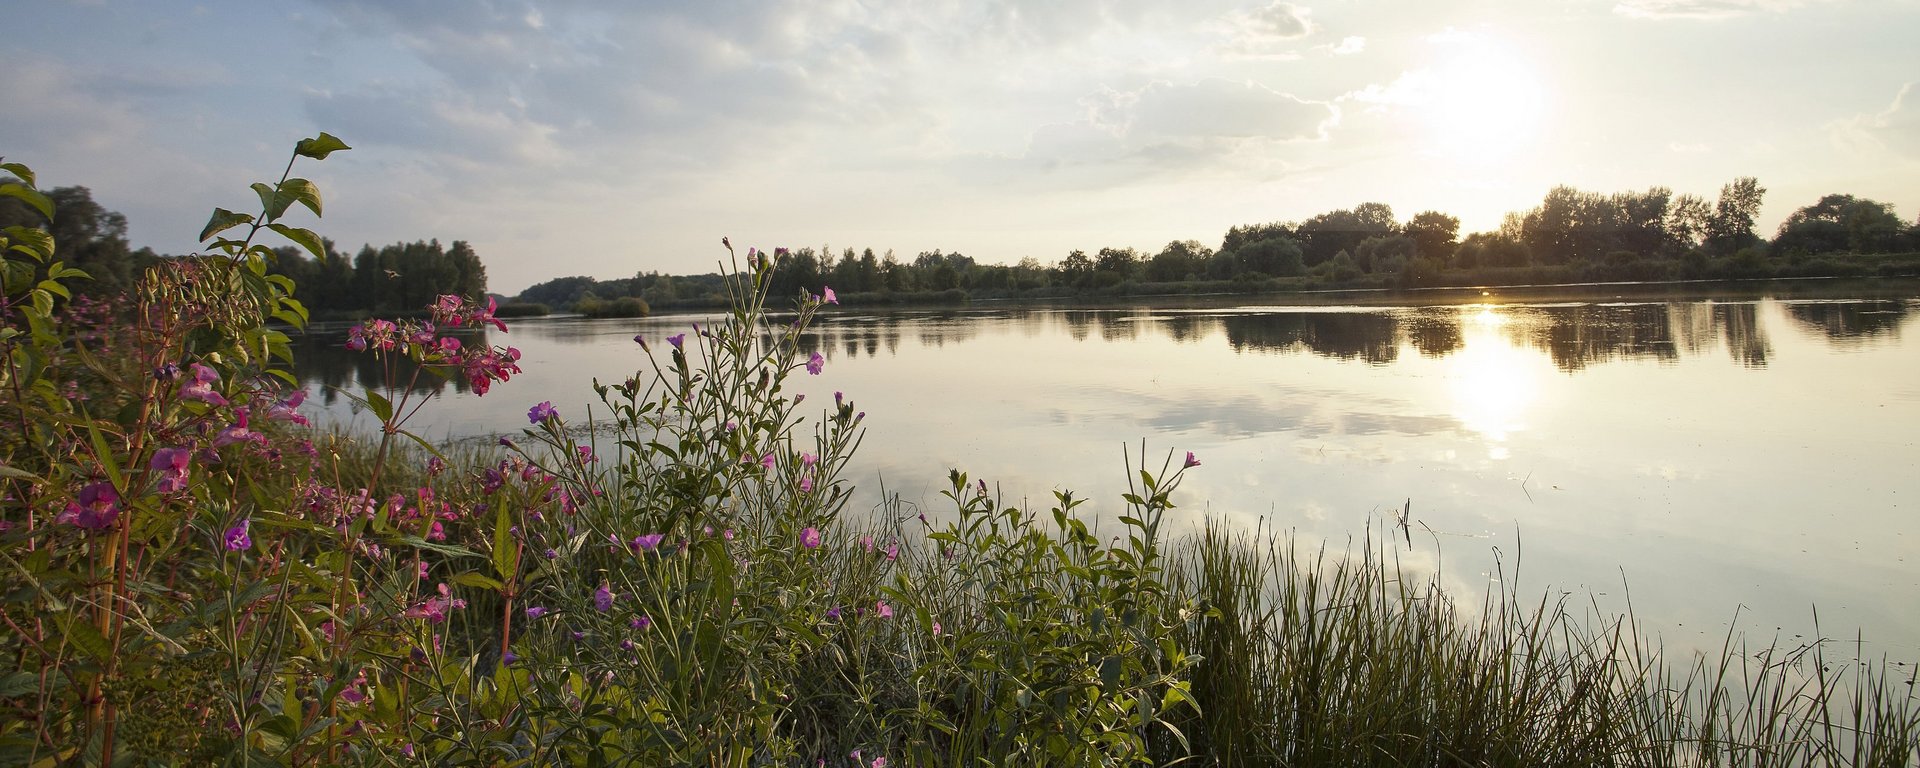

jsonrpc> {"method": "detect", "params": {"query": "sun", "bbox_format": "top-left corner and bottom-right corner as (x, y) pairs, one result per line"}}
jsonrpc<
(1419, 40), (1547, 160)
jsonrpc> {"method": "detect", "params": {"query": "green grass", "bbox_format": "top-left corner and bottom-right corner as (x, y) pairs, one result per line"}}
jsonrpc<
(1162, 521), (1920, 766)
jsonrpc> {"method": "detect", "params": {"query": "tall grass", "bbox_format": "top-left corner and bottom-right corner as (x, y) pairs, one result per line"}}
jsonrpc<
(1162, 521), (1920, 767)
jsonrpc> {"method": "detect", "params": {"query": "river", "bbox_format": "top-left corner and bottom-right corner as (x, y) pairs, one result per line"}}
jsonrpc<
(294, 279), (1920, 662)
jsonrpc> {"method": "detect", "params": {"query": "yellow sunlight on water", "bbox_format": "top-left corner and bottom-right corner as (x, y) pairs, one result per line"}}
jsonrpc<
(1446, 306), (1542, 446)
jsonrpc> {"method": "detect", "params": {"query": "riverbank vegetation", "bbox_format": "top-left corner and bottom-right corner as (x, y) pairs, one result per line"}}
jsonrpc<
(514, 179), (1920, 311)
(3, 143), (1917, 765)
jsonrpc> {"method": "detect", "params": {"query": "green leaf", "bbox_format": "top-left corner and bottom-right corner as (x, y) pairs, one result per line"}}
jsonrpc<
(4, 225), (53, 260)
(35, 279), (70, 300)
(0, 463), (36, 481)
(280, 177), (323, 217)
(200, 208), (254, 242)
(491, 500), (518, 580)
(1, 162), (37, 187)
(251, 182), (289, 220)
(0, 671), (39, 698)
(62, 617), (110, 663)
(0, 184), (53, 222)
(452, 572), (506, 592)
(389, 535), (482, 560)
(363, 388), (393, 423)
(267, 223), (325, 261)
(294, 132), (351, 160)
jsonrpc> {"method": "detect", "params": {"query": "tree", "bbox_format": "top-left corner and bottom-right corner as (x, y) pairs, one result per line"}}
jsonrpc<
(1354, 235), (1415, 273)
(1705, 177), (1766, 255)
(1058, 249), (1093, 286)
(1093, 247), (1140, 279)
(1145, 240), (1213, 282)
(1774, 194), (1908, 255)
(1295, 203), (1396, 266)
(1404, 211), (1459, 262)
(1236, 237), (1305, 277)
(0, 185), (150, 297)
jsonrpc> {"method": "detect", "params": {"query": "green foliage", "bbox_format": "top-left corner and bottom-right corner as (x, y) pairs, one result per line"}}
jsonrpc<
(3, 141), (1915, 768)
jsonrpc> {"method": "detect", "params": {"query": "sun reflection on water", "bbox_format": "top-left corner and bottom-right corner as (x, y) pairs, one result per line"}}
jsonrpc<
(1446, 305), (1544, 447)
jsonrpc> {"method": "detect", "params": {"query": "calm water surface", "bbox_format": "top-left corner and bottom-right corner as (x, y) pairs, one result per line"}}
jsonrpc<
(295, 282), (1920, 660)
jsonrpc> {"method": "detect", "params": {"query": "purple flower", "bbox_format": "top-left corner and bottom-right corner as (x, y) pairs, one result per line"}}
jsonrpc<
(525, 606), (548, 619)
(823, 286), (838, 305)
(1184, 451), (1201, 468)
(149, 447), (191, 494)
(805, 352), (824, 375)
(667, 333), (685, 350)
(224, 518), (252, 551)
(528, 401), (557, 424)
(826, 606), (841, 620)
(59, 482), (120, 530)
(594, 583), (614, 612)
(801, 527), (822, 549)
(179, 363), (227, 406)
(631, 533), (666, 552)
(214, 409), (264, 449)
(502, 650), (518, 665)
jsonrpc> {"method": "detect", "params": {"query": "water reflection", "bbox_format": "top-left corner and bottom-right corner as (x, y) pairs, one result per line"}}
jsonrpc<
(287, 290), (1920, 659)
(1785, 299), (1912, 344)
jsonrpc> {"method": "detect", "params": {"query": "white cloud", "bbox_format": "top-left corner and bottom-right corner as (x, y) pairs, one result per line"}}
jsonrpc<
(1247, 1), (1314, 38)
(1014, 78), (1335, 183)
(1216, 1), (1315, 59)
(1331, 36), (1366, 55)
(1611, 0), (1829, 20)
(1829, 82), (1920, 158)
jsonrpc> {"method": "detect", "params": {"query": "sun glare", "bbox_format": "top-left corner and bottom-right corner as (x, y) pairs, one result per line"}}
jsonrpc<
(1447, 306), (1542, 445)
(1422, 43), (1546, 160)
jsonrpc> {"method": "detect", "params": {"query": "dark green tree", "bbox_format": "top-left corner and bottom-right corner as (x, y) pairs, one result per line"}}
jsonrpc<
(1403, 211), (1459, 262)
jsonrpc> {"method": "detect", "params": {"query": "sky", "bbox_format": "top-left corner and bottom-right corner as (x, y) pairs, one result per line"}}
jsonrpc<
(6, 1), (1918, 295)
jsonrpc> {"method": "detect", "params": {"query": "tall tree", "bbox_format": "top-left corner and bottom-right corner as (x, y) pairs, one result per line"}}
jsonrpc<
(1706, 177), (1766, 255)
(1404, 211), (1460, 262)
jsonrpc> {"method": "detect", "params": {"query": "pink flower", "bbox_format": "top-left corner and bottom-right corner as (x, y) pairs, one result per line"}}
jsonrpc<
(472, 296), (508, 332)
(149, 447), (191, 493)
(528, 401), (557, 424)
(179, 363), (227, 406)
(805, 352), (825, 375)
(801, 452), (819, 467)
(799, 475), (814, 493)
(214, 409), (264, 448)
(631, 533), (666, 552)
(823, 286), (839, 305)
(224, 518), (252, 551)
(594, 583), (615, 612)
(760, 453), (775, 470)
(875, 601), (893, 619)
(59, 482), (120, 530)
(1184, 451), (1201, 468)
(801, 527), (822, 549)
(265, 390), (310, 426)
(885, 542), (898, 562)
(860, 535), (873, 553)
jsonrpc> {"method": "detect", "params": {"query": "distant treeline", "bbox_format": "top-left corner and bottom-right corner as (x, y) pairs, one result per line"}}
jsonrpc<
(0, 184), (490, 318)
(268, 239), (488, 317)
(515, 178), (1920, 309)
